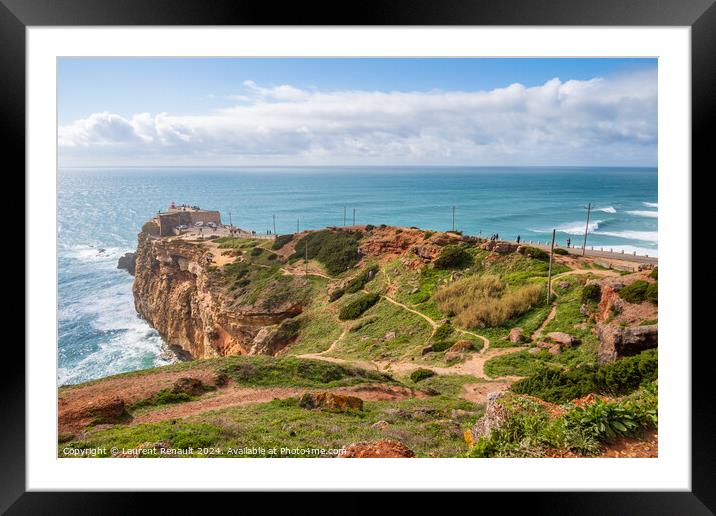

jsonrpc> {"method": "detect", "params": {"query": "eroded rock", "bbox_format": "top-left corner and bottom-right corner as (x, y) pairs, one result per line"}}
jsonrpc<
(338, 440), (415, 458)
(299, 391), (363, 412)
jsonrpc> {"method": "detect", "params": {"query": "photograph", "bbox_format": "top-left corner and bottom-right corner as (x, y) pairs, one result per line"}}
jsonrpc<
(55, 57), (660, 459)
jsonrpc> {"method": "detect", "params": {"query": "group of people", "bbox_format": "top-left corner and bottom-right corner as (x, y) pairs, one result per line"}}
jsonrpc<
(489, 233), (500, 241)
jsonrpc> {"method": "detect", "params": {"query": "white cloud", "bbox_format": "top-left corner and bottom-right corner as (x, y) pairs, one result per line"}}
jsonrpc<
(58, 68), (657, 166)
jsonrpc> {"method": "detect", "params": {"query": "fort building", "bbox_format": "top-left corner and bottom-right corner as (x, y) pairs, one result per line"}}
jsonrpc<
(155, 203), (222, 236)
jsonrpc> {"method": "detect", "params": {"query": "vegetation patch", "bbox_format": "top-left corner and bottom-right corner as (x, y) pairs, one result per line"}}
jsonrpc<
(434, 275), (542, 328)
(220, 356), (395, 388)
(618, 280), (650, 304)
(410, 368), (436, 383)
(517, 246), (550, 261)
(272, 234), (294, 250)
(290, 229), (363, 276)
(345, 264), (379, 294)
(339, 292), (380, 320)
(511, 349), (657, 403)
(581, 284), (602, 304)
(434, 245), (473, 270)
(553, 248), (569, 256)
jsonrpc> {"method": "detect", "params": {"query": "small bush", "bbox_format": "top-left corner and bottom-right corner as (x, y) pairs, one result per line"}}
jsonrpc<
(581, 284), (602, 304)
(554, 248), (569, 256)
(564, 400), (644, 443)
(434, 245), (473, 270)
(329, 288), (345, 302)
(619, 280), (649, 304)
(430, 341), (453, 352)
(649, 267), (658, 280)
(250, 247), (263, 257)
(338, 293), (380, 320)
(433, 322), (454, 341)
(424, 231), (434, 239)
(645, 282), (658, 304)
(345, 265), (379, 294)
(410, 368), (436, 382)
(519, 246), (549, 261)
(272, 234), (293, 250)
(364, 224), (375, 231)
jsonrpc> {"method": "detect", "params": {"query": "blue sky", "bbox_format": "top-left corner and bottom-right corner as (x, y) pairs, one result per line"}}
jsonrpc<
(58, 58), (657, 167)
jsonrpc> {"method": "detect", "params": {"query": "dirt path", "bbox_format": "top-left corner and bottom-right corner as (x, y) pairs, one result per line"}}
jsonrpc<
(280, 266), (332, 280)
(532, 304), (557, 341)
(382, 294), (438, 329)
(128, 383), (424, 426)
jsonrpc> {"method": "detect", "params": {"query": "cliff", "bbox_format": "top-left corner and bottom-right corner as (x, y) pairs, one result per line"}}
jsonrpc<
(133, 231), (306, 359)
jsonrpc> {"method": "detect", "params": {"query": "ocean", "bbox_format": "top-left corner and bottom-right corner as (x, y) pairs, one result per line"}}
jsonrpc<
(57, 166), (657, 385)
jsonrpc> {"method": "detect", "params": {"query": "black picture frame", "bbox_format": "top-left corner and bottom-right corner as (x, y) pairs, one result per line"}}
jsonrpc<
(4, 0), (709, 512)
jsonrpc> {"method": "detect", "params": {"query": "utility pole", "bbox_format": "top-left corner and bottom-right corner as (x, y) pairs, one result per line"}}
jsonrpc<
(452, 206), (455, 232)
(229, 211), (232, 227)
(352, 208), (356, 226)
(273, 214), (276, 235)
(547, 229), (556, 304)
(343, 206), (347, 226)
(582, 202), (592, 257)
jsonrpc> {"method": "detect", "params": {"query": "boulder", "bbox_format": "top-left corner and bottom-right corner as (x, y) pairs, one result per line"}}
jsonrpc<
(545, 332), (580, 348)
(449, 340), (474, 352)
(421, 345), (433, 356)
(299, 391), (363, 412)
(171, 377), (206, 396)
(371, 420), (389, 430)
(597, 324), (658, 365)
(384, 331), (396, 341)
(59, 397), (130, 433)
(466, 391), (509, 446)
(117, 252), (136, 275)
(444, 351), (461, 362)
(509, 327), (525, 344)
(338, 440), (415, 458)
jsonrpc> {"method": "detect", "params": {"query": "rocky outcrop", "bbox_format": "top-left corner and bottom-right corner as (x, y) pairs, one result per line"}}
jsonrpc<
(58, 397), (130, 433)
(597, 324), (658, 365)
(480, 240), (519, 254)
(299, 391), (363, 412)
(117, 252), (136, 275)
(132, 232), (303, 359)
(465, 391), (509, 448)
(509, 327), (525, 344)
(338, 440), (415, 458)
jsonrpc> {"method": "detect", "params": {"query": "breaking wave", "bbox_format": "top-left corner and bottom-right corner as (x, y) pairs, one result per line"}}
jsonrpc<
(643, 202), (658, 208)
(596, 206), (616, 213)
(627, 210), (658, 218)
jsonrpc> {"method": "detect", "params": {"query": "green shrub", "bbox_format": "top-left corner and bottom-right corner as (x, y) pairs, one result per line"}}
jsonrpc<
(410, 368), (436, 382)
(290, 230), (363, 276)
(424, 231), (434, 239)
(430, 341), (453, 352)
(434, 245), (473, 270)
(518, 246), (549, 261)
(364, 224), (375, 231)
(511, 349), (657, 403)
(433, 322), (454, 341)
(564, 400), (643, 443)
(338, 293), (380, 320)
(619, 280), (649, 304)
(645, 282), (658, 304)
(272, 234), (293, 250)
(649, 267), (658, 280)
(581, 284), (602, 304)
(250, 247), (263, 257)
(329, 288), (345, 302)
(554, 248), (569, 255)
(345, 265), (379, 293)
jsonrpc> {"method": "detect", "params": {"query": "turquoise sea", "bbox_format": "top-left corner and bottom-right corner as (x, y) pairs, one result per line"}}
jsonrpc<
(58, 167), (657, 384)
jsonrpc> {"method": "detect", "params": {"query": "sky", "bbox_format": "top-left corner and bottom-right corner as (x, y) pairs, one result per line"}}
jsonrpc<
(58, 58), (658, 167)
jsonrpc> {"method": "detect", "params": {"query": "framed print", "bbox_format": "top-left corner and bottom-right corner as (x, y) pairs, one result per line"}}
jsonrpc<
(6, 0), (712, 511)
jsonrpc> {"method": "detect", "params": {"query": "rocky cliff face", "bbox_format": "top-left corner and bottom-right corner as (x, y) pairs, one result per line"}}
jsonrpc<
(132, 232), (302, 359)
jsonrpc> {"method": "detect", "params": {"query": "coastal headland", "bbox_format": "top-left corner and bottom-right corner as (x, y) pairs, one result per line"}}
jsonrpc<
(60, 207), (659, 458)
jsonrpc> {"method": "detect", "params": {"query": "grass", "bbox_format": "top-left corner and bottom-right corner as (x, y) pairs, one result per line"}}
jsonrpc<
(60, 391), (482, 458)
(219, 355), (396, 389)
(331, 298), (432, 361)
(338, 292), (380, 320)
(434, 275), (543, 329)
